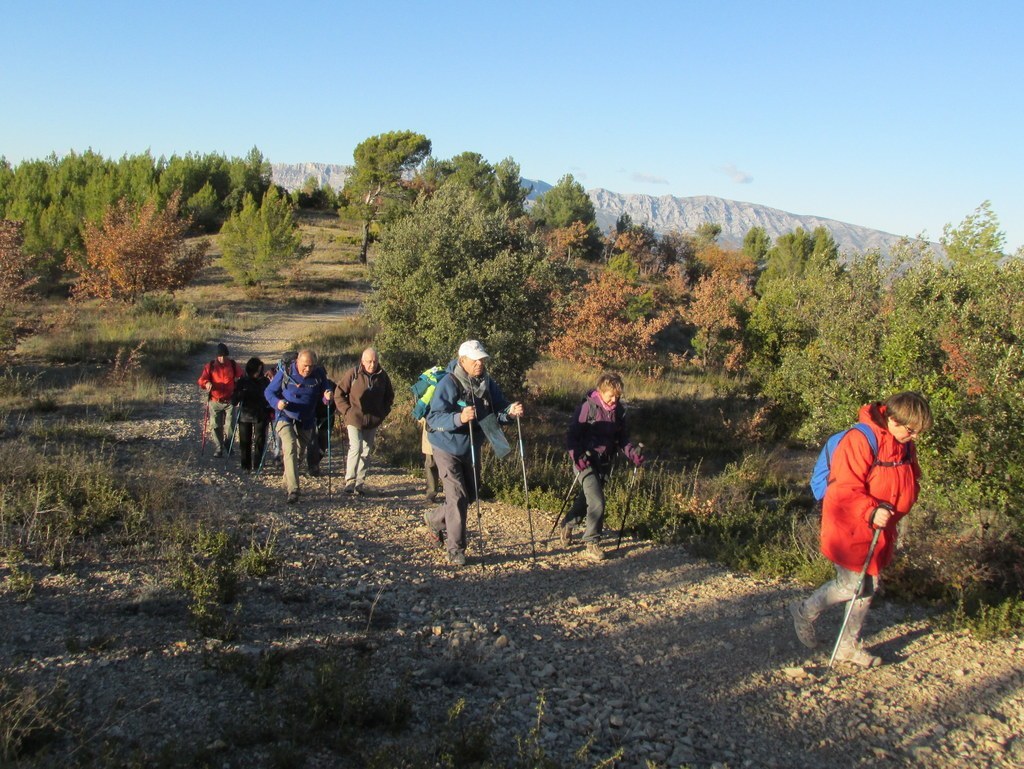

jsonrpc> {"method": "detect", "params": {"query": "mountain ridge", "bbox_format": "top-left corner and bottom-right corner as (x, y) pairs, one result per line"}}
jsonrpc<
(271, 162), (925, 256)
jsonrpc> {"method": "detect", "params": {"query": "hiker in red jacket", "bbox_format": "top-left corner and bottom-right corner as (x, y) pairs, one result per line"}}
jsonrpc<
(790, 391), (932, 667)
(197, 343), (243, 458)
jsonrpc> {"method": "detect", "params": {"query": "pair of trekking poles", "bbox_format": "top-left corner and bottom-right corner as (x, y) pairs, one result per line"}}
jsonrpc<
(252, 403), (334, 498)
(460, 396), (534, 563)
(199, 397), (241, 456)
(547, 444), (644, 554)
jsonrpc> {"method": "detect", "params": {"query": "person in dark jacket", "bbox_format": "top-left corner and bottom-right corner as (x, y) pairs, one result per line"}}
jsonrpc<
(335, 348), (395, 495)
(561, 372), (644, 562)
(197, 342), (243, 458)
(790, 391), (931, 668)
(264, 349), (335, 504)
(231, 357), (270, 472)
(424, 340), (523, 567)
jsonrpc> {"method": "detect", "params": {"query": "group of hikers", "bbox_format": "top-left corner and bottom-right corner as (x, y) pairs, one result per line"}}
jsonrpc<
(197, 338), (932, 669)
(197, 344), (395, 503)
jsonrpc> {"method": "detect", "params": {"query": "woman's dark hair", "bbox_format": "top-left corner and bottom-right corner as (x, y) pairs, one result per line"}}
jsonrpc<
(245, 357), (264, 377)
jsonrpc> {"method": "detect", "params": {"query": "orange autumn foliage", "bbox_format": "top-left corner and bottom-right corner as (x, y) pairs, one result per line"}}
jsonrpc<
(70, 192), (210, 304)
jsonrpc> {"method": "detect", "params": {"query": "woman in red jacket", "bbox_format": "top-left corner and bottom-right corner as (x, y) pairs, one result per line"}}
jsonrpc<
(790, 391), (932, 667)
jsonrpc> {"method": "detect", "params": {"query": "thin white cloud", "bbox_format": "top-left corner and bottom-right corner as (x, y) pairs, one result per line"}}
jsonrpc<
(631, 172), (669, 185)
(721, 163), (753, 184)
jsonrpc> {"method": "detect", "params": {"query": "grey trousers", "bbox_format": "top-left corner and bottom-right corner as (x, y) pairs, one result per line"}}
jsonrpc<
(208, 400), (235, 453)
(425, 447), (480, 554)
(801, 564), (877, 648)
(344, 424), (377, 486)
(564, 468), (605, 543)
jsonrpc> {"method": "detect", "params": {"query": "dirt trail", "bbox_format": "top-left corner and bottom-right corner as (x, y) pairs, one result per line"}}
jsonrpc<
(3, 304), (1022, 768)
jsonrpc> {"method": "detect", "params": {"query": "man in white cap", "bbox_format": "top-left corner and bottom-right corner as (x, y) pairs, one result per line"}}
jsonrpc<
(423, 340), (524, 566)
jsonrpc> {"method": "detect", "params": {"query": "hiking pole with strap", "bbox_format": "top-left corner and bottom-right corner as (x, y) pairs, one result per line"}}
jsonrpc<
(827, 526), (883, 672)
(466, 399), (484, 556)
(225, 404), (242, 456)
(326, 401), (332, 501)
(615, 443), (644, 553)
(255, 421), (271, 476)
(548, 468), (582, 536)
(515, 415), (536, 560)
(200, 397), (210, 455)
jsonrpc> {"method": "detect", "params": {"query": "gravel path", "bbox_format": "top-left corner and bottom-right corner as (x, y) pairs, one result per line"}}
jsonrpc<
(3, 303), (1022, 768)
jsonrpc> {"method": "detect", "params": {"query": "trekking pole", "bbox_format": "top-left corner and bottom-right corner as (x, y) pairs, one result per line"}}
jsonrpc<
(200, 397), (210, 455)
(548, 468), (582, 537)
(467, 397), (484, 556)
(255, 421), (271, 476)
(326, 401), (332, 501)
(515, 415), (536, 560)
(827, 526), (882, 672)
(225, 405), (241, 456)
(615, 443), (644, 553)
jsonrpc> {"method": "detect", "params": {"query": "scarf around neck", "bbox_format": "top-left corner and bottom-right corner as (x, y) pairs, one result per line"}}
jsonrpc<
(452, 363), (489, 402)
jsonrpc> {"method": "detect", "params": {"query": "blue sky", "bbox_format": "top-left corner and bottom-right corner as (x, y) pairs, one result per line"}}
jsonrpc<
(3, 0), (1022, 251)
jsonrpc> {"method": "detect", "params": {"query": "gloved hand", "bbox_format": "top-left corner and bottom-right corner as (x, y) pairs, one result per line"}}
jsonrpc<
(575, 454), (591, 472)
(632, 453), (645, 468)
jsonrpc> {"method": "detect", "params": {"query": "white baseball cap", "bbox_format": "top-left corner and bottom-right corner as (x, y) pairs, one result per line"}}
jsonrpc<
(458, 340), (489, 360)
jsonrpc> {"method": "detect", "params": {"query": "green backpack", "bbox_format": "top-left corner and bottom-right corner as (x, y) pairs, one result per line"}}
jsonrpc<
(411, 366), (447, 420)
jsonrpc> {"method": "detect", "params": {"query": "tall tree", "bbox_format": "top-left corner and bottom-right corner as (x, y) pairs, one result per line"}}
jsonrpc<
(219, 187), (305, 288)
(756, 226), (839, 293)
(941, 201), (1006, 267)
(366, 184), (559, 388)
(743, 226), (771, 262)
(344, 131), (431, 264)
(530, 174), (602, 260)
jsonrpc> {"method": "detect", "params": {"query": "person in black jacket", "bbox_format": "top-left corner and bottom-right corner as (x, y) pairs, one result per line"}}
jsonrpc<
(232, 357), (270, 472)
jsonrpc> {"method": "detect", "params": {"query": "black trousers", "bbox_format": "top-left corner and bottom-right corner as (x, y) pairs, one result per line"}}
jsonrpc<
(237, 420), (267, 471)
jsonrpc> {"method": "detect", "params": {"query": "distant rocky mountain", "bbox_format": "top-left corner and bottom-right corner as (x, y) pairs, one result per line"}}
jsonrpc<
(271, 162), (351, 192)
(572, 186), (918, 257)
(272, 164), (920, 256)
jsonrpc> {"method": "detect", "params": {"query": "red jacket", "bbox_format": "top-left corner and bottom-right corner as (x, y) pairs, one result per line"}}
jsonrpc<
(197, 358), (243, 403)
(821, 403), (921, 575)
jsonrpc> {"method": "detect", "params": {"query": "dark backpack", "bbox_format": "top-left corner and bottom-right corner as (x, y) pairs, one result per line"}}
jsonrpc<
(275, 352), (298, 386)
(809, 423), (879, 501)
(411, 366), (447, 419)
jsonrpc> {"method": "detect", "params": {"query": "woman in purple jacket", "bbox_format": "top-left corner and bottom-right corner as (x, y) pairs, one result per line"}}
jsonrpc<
(561, 372), (644, 561)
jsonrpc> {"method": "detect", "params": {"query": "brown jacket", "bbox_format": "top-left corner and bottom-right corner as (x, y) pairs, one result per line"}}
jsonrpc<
(334, 365), (394, 430)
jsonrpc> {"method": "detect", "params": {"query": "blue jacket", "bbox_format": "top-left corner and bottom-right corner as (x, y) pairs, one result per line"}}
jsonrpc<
(426, 359), (512, 457)
(264, 363), (335, 429)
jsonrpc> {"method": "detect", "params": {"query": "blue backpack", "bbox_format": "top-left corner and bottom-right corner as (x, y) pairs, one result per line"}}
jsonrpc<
(809, 423), (878, 501)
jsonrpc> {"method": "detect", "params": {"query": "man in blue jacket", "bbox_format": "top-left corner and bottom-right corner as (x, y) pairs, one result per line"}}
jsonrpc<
(424, 340), (524, 566)
(265, 349), (335, 504)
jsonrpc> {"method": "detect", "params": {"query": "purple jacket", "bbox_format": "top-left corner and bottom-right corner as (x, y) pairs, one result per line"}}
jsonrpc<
(566, 389), (641, 472)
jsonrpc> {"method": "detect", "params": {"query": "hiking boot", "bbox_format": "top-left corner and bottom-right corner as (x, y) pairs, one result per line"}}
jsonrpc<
(583, 542), (605, 562)
(789, 600), (818, 649)
(835, 643), (882, 668)
(213, 449), (224, 458)
(354, 485), (369, 496)
(559, 525), (573, 548)
(286, 491), (299, 505)
(447, 550), (467, 567)
(423, 513), (444, 548)
(343, 482), (355, 495)
(308, 465), (321, 477)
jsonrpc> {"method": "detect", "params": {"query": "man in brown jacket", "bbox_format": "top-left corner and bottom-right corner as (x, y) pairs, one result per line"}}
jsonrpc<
(335, 348), (395, 494)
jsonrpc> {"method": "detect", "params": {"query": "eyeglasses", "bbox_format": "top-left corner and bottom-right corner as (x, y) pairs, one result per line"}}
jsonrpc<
(896, 422), (922, 438)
